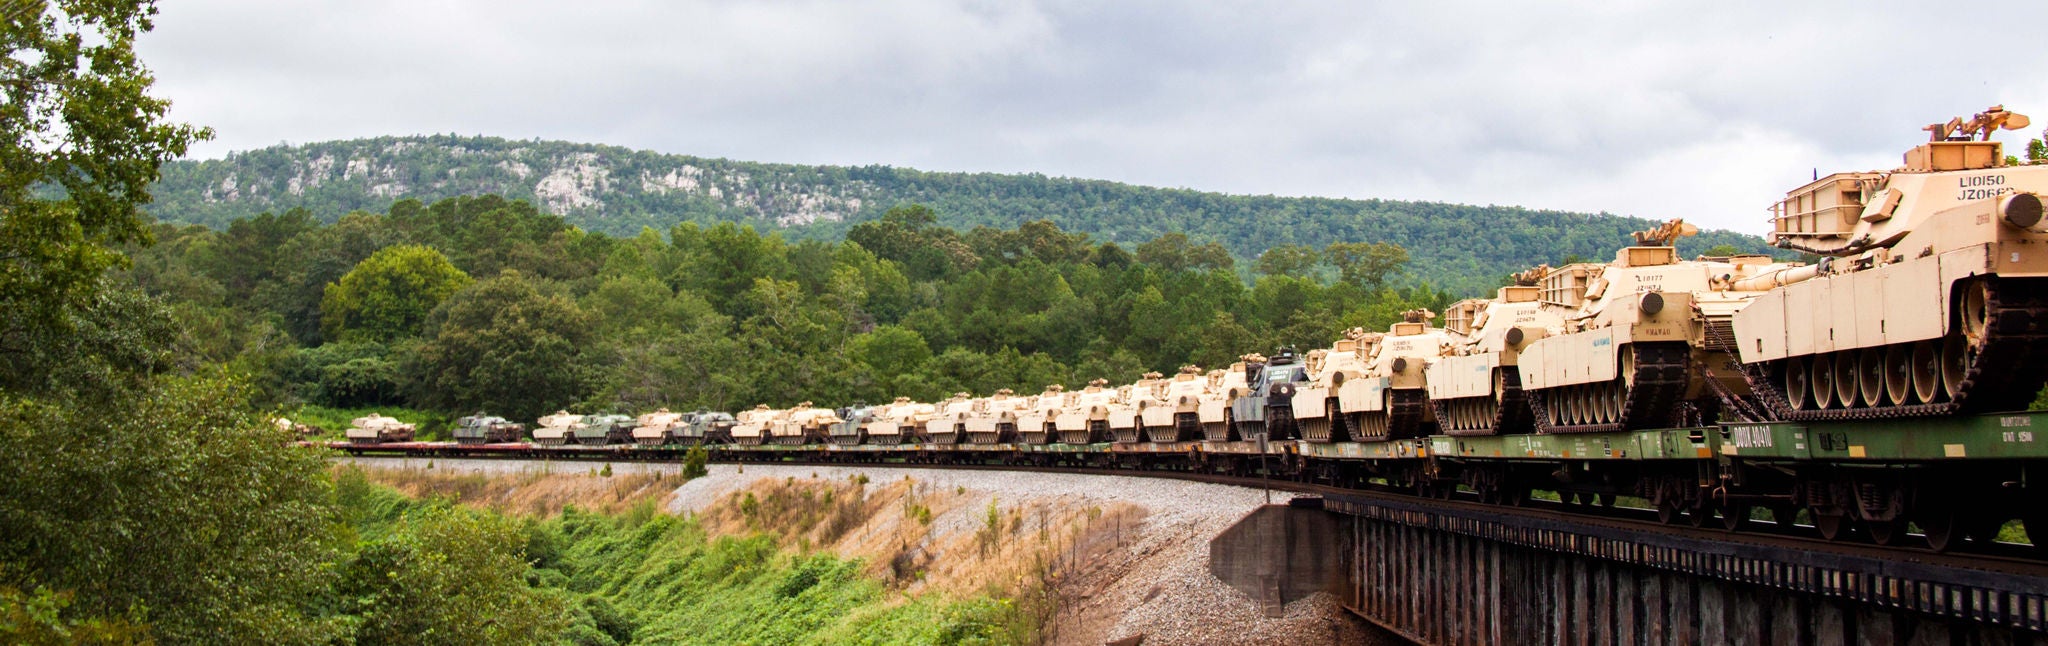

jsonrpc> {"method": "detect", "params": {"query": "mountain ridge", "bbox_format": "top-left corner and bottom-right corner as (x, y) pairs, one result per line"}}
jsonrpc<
(148, 134), (1775, 294)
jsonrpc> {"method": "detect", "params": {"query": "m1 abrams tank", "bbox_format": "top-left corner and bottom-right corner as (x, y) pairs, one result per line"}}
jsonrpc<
(866, 397), (935, 445)
(1231, 349), (1312, 439)
(830, 402), (875, 446)
(1055, 379), (1119, 444)
(453, 414), (525, 444)
(1291, 329), (1382, 443)
(1198, 366), (1249, 441)
(772, 402), (840, 446)
(1517, 220), (1805, 433)
(1300, 310), (1461, 442)
(685, 410), (737, 445)
(346, 413), (416, 444)
(1426, 267), (1571, 436)
(1107, 373), (1165, 443)
(930, 393), (978, 445)
(1015, 386), (1068, 444)
(576, 413), (635, 446)
(629, 408), (687, 446)
(1140, 366), (1212, 443)
(966, 389), (1027, 444)
(1735, 106), (2048, 420)
(531, 411), (581, 446)
(730, 405), (785, 446)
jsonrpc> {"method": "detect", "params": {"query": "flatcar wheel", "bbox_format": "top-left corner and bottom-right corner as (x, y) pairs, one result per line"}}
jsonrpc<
(1654, 496), (1682, 525)
(1720, 503), (1751, 531)
(1866, 518), (1907, 547)
(1785, 357), (1810, 409)
(1813, 510), (1848, 541)
(1687, 501), (1716, 528)
(1921, 507), (1961, 553)
(1769, 504), (1801, 533)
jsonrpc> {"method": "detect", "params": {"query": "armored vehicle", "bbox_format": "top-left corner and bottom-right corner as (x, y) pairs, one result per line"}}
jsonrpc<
(1426, 267), (1572, 436)
(345, 413), (416, 444)
(453, 414), (525, 444)
(629, 409), (687, 446)
(1107, 373), (1165, 443)
(576, 413), (635, 446)
(966, 389), (1027, 444)
(531, 411), (581, 446)
(683, 410), (737, 444)
(1290, 329), (1383, 443)
(1230, 350), (1311, 439)
(1015, 386), (1068, 444)
(1736, 106), (2048, 420)
(1304, 310), (1461, 441)
(773, 402), (840, 446)
(1198, 366), (1249, 441)
(1141, 366), (1213, 442)
(830, 402), (875, 445)
(867, 397), (935, 445)
(930, 393), (978, 444)
(1517, 221), (1804, 432)
(1056, 379), (1119, 444)
(730, 405), (786, 446)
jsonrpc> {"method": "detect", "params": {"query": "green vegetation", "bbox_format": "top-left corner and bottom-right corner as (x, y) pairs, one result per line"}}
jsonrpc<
(146, 135), (1775, 295)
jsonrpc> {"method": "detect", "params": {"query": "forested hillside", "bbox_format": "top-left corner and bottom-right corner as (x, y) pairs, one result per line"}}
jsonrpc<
(149, 136), (1773, 295)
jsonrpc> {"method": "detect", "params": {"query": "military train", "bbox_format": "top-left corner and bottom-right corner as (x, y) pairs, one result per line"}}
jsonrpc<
(341, 108), (2048, 555)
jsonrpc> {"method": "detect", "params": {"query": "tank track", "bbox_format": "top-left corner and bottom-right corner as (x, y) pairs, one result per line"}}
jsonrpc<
(1435, 370), (1533, 437)
(1744, 278), (2048, 421)
(1356, 389), (1431, 440)
(1529, 341), (1691, 434)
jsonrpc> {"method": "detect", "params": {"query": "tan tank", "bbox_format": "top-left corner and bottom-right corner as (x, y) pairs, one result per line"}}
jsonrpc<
(1425, 267), (1574, 436)
(770, 402), (839, 446)
(966, 389), (1027, 444)
(865, 397), (935, 445)
(1515, 220), (1805, 432)
(1137, 366), (1213, 442)
(1054, 378), (1118, 444)
(345, 413), (416, 444)
(729, 404), (786, 446)
(530, 411), (582, 446)
(1197, 364), (1249, 441)
(629, 408), (687, 446)
(1107, 373), (1165, 443)
(1296, 310), (1463, 441)
(1735, 106), (2048, 418)
(930, 392), (979, 445)
(1014, 385), (1069, 444)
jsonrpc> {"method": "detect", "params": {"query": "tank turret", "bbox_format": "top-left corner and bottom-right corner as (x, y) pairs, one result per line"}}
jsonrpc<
(929, 393), (981, 445)
(772, 402), (841, 446)
(575, 413), (635, 446)
(1516, 219), (1804, 432)
(1196, 366), (1250, 441)
(1735, 106), (2048, 419)
(684, 410), (737, 445)
(866, 397), (936, 445)
(345, 413), (416, 444)
(829, 401), (875, 446)
(730, 404), (785, 446)
(628, 408), (686, 446)
(1425, 267), (1574, 436)
(453, 414), (525, 444)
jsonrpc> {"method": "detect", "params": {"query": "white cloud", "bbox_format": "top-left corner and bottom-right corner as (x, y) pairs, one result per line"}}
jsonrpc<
(135, 1), (2048, 235)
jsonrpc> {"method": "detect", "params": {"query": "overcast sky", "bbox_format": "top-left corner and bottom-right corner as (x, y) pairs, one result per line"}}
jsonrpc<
(135, 1), (2048, 234)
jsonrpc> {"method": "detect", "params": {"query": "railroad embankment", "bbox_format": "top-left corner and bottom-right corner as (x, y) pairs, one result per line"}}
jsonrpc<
(351, 458), (1389, 645)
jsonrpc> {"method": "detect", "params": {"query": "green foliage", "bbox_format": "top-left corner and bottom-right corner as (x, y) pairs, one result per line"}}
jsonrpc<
(681, 445), (710, 480)
(0, 585), (153, 645)
(321, 244), (472, 342)
(0, 375), (344, 643)
(409, 271), (594, 421)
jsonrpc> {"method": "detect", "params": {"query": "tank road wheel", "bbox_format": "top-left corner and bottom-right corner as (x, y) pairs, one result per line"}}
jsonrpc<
(1299, 414), (1330, 443)
(1833, 352), (1860, 409)
(1961, 279), (1994, 344)
(1911, 341), (1942, 404)
(1884, 345), (1913, 405)
(1940, 335), (1969, 402)
(1857, 348), (1886, 407)
(1785, 357), (1811, 409)
(1810, 354), (1838, 409)
(1603, 381), (1624, 424)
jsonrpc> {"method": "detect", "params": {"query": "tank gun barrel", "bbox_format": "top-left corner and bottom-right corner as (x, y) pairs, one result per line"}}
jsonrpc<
(1729, 264), (1821, 291)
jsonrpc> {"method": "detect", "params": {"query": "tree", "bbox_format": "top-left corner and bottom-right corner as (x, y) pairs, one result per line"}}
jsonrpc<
(320, 244), (472, 342)
(339, 505), (565, 645)
(1323, 241), (1410, 290)
(1254, 244), (1321, 278)
(409, 271), (593, 422)
(0, 0), (210, 388)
